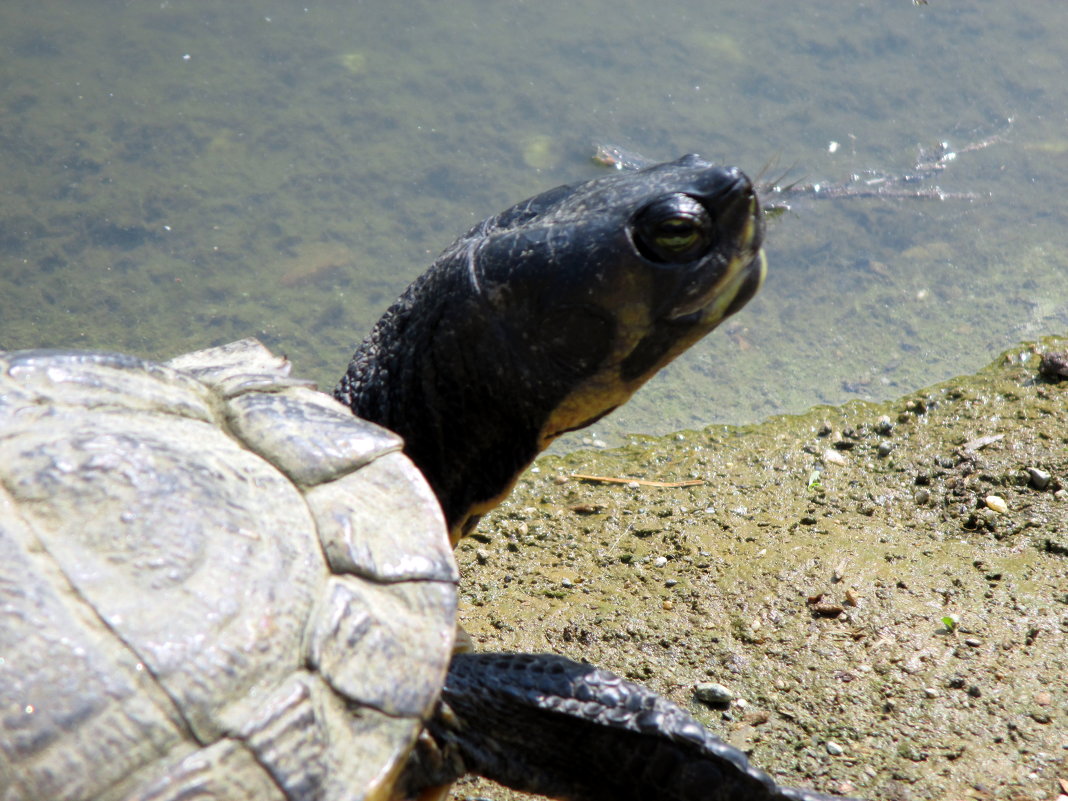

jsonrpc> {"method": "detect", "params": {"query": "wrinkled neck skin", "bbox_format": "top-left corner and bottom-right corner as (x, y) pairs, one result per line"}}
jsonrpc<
(336, 158), (763, 544)
(335, 246), (756, 544)
(335, 255), (547, 544)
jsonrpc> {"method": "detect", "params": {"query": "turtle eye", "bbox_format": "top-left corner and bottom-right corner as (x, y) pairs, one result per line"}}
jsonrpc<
(631, 193), (715, 263)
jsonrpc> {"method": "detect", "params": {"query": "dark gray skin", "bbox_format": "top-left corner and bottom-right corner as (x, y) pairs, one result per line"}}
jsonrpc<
(336, 157), (855, 801)
(402, 653), (846, 801)
(336, 156), (765, 544)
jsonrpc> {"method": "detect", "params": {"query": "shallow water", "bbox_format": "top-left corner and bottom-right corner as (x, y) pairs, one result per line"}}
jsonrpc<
(1, 0), (1065, 441)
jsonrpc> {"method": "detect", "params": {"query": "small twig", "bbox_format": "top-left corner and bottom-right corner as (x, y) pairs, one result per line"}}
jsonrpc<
(570, 473), (705, 488)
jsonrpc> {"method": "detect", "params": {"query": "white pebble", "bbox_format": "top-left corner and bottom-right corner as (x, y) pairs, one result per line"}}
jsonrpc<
(694, 682), (735, 704)
(984, 495), (1008, 514)
(823, 448), (848, 466)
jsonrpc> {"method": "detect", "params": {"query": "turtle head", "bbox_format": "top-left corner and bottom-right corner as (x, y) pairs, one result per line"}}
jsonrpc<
(469, 155), (765, 447)
(337, 156), (764, 542)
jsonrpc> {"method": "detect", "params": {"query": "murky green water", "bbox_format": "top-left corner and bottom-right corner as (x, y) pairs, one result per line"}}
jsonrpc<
(2, 0), (1065, 442)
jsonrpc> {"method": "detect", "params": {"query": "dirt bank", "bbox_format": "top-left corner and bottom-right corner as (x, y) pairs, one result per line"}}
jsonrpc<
(454, 336), (1068, 801)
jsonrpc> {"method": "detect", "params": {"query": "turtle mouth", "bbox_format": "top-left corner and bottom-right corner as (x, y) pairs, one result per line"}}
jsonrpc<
(664, 188), (765, 322)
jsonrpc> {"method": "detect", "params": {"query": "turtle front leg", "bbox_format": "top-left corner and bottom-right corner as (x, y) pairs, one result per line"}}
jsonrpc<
(398, 652), (856, 801)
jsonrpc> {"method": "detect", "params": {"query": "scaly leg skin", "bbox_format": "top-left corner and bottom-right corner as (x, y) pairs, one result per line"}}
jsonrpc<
(399, 653), (858, 801)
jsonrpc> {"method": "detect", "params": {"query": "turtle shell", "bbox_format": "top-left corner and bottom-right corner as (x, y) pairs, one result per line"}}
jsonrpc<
(0, 338), (457, 801)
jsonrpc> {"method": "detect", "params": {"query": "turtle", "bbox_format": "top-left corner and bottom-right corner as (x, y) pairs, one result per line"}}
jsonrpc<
(0, 156), (848, 801)
(0, 338), (455, 801)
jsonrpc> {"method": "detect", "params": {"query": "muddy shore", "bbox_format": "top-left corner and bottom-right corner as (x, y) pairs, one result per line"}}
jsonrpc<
(453, 336), (1068, 801)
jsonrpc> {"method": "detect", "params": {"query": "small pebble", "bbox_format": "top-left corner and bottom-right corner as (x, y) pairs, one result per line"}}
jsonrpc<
(561, 578), (573, 588)
(653, 556), (668, 567)
(984, 495), (1008, 514)
(475, 549), (489, 565)
(823, 448), (848, 466)
(664, 578), (678, 588)
(914, 488), (931, 506)
(906, 398), (928, 414)
(662, 600), (674, 611)
(923, 687), (939, 698)
(964, 638), (981, 647)
(875, 415), (894, 435)
(694, 682), (735, 705)
(877, 441), (893, 457)
(1034, 691), (1052, 706)
(826, 741), (845, 756)
(1027, 467), (1051, 490)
